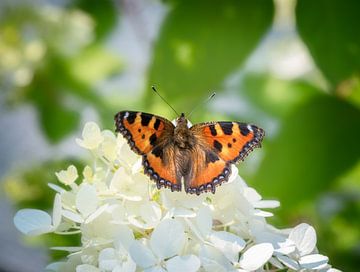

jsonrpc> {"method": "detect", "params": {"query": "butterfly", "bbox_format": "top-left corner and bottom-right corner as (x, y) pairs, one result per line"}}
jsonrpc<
(114, 111), (264, 195)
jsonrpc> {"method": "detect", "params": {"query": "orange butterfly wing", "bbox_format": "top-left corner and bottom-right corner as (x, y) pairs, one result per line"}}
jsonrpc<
(185, 122), (264, 195)
(184, 146), (230, 195)
(115, 111), (181, 191)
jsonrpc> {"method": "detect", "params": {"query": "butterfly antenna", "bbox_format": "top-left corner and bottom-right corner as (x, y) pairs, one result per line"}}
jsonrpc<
(152, 86), (180, 116)
(187, 92), (216, 118)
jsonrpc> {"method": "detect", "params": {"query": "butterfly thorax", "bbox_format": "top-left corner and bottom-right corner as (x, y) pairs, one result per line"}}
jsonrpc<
(174, 113), (196, 149)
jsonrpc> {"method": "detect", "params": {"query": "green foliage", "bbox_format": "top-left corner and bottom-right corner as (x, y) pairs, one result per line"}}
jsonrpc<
(253, 94), (360, 209)
(296, 0), (360, 88)
(75, 0), (118, 40)
(148, 0), (274, 109)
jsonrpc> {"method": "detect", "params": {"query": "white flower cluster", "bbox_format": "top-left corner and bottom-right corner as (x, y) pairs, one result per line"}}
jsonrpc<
(0, 3), (93, 89)
(14, 122), (339, 272)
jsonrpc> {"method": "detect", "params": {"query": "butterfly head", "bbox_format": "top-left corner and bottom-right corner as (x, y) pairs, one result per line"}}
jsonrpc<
(175, 113), (187, 127)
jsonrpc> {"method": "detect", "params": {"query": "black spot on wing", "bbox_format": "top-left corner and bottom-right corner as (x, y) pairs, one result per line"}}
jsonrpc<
(205, 150), (219, 163)
(154, 119), (161, 130)
(228, 143), (232, 148)
(149, 133), (157, 145)
(220, 122), (233, 135)
(213, 140), (222, 152)
(152, 145), (163, 158)
(239, 124), (250, 136)
(127, 112), (137, 124)
(141, 113), (152, 126)
(209, 125), (217, 136)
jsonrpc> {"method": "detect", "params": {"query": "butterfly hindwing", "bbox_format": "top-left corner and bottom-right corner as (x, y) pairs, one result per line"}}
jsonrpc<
(115, 111), (180, 191)
(184, 146), (231, 195)
(143, 144), (181, 192)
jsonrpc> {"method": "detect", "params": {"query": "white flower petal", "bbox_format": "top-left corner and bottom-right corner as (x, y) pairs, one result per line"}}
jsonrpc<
(239, 243), (273, 271)
(166, 255), (200, 272)
(100, 130), (117, 161)
(52, 194), (62, 228)
(199, 245), (234, 272)
(276, 254), (300, 270)
(110, 168), (148, 201)
(116, 257), (136, 272)
(46, 262), (66, 271)
(167, 207), (197, 218)
(76, 264), (100, 272)
(48, 183), (65, 193)
(160, 190), (205, 211)
(196, 206), (212, 238)
(99, 248), (117, 270)
(209, 231), (246, 263)
(254, 231), (295, 255)
(51, 246), (82, 252)
(129, 240), (157, 268)
(14, 209), (54, 236)
(289, 223), (317, 256)
(76, 184), (98, 217)
(253, 200), (280, 209)
(131, 158), (143, 173)
(128, 201), (162, 229)
(140, 201), (162, 227)
(150, 219), (185, 259)
(269, 257), (284, 269)
(243, 187), (262, 202)
(299, 254), (329, 270)
(55, 165), (78, 185)
(85, 204), (109, 224)
(62, 210), (83, 223)
(82, 166), (94, 183)
(144, 267), (166, 272)
(253, 210), (274, 217)
(114, 225), (135, 250)
(111, 204), (126, 224)
(76, 122), (104, 149)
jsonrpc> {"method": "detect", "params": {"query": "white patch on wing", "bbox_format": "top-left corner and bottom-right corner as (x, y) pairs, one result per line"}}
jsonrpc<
(124, 112), (129, 119)
(247, 124), (253, 132)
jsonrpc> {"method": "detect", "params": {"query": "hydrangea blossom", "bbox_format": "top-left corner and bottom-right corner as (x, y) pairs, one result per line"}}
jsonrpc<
(14, 122), (340, 272)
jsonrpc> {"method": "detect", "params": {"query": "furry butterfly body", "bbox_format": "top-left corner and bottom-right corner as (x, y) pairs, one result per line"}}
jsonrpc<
(115, 111), (264, 195)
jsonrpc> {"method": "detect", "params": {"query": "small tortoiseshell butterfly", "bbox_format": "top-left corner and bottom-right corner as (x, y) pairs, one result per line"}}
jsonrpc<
(114, 110), (264, 195)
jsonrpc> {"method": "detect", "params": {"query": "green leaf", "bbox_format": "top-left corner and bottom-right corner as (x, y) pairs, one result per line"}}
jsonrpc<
(28, 76), (80, 143)
(148, 0), (274, 109)
(75, 0), (118, 40)
(39, 100), (80, 143)
(253, 95), (360, 209)
(296, 0), (360, 87)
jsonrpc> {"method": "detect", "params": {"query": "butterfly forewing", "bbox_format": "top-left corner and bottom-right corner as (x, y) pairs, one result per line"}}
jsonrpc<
(191, 121), (265, 163)
(115, 111), (180, 191)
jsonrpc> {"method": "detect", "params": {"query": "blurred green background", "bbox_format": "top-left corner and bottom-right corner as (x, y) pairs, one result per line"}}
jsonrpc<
(0, 0), (359, 271)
